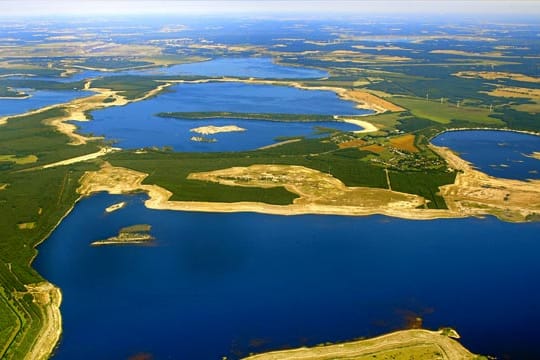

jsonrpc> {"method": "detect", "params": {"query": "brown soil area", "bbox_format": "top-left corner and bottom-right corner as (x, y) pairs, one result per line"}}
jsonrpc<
(389, 134), (419, 152)
(338, 138), (367, 149)
(360, 144), (386, 153)
(342, 90), (405, 113)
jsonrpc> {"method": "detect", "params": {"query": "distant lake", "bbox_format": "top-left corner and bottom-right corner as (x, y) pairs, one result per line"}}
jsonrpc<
(432, 130), (540, 180)
(12, 58), (327, 83)
(35, 193), (540, 360)
(77, 82), (370, 151)
(0, 89), (91, 117)
(125, 57), (328, 79)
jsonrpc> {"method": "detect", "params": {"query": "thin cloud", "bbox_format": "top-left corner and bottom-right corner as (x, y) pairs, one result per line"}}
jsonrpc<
(0, 0), (539, 17)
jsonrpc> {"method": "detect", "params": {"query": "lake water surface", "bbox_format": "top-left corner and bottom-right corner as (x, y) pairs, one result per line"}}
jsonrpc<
(432, 130), (540, 180)
(34, 193), (540, 360)
(10, 58), (327, 83)
(77, 82), (370, 151)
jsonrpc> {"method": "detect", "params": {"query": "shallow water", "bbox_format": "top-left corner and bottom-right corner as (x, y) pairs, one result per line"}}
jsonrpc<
(34, 193), (540, 360)
(77, 82), (370, 151)
(432, 130), (540, 180)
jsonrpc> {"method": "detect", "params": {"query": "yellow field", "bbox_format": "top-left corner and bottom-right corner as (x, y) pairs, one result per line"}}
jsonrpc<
(454, 71), (540, 83)
(483, 86), (540, 100)
(0, 154), (38, 164)
(17, 222), (36, 230)
(389, 134), (419, 152)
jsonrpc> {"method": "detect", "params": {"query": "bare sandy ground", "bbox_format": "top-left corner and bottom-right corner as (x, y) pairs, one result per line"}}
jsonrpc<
(23, 282), (62, 360)
(431, 144), (540, 222)
(242, 329), (478, 360)
(42, 147), (120, 169)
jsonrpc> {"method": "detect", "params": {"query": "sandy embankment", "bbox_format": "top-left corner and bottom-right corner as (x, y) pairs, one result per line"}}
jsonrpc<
(23, 282), (62, 360)
(78, 162), (457, 220)
(78, 142), (540, 222)
(431, 144), (540, 222)
(0, 81), (172, 145)
(242, 329), (478, 360)
(190, 125), (246, 135)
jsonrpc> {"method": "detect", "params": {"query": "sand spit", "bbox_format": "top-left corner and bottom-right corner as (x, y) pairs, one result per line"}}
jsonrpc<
(242, 329), (479, 360)
(0, 81), (172, 145)
(190, 125), (246, 135)
(23, 282), (62, 360)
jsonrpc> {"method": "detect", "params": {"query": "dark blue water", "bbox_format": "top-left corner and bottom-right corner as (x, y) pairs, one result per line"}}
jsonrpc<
(432, 130), (540, 180)
(0, 89), (91, 117)
(77, 82), (370, 151)
(34, 193), (540, 360)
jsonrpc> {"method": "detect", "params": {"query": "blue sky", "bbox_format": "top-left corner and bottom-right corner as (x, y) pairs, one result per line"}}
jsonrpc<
(1, 0), (539, 16)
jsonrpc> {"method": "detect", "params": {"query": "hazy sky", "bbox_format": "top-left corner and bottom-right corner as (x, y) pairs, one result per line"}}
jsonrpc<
(1, 0), (539, 17)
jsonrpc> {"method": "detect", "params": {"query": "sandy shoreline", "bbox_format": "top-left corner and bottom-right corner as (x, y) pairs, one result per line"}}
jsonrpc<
(78, 162), (457, 221)
(335, 116), (379, 133)
(77, 142), (540, 222)
(23, 282), (62, 360)
(242, 328), (479, 360)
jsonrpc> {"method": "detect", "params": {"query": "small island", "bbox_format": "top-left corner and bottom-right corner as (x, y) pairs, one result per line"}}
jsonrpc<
(190, 125), (246, 135)
(190, 136), (217, 143)
(104, 201), (126, 213)
(91, 224), (154, 246)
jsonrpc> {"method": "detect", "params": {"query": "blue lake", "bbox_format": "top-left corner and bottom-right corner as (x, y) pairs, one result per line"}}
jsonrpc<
(0, 89), (91, 117)
(77, 82), (370, 151)
(10, 58), (327, 83)
(432, 130), (540, 180)
(34, 193), (540, 360)
(124, 58), (328, 79)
